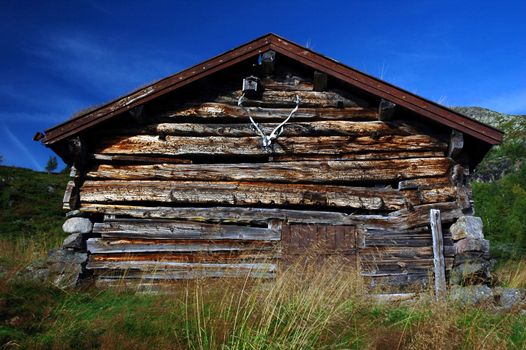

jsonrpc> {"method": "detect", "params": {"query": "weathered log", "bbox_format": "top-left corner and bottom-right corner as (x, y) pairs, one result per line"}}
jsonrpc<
(92, 154), (192, 164)
(89, 251), (276, 262)
(214, 89), (362, 108)
(398, 176), (451, 190)
(96, 135), (447, 156)
(271, 151), (445, 162)
(448, 130), (464, 158)
(87, 157), (451, 183)
(83, 204), (352, 224)
(160, 103), (377, 121)
(93, 220), (280, 241)
(87, 260), (276, 272)
(370, 293), (417, 302)
(87, 238), (277, 254)
(80, 201), (463, 230)
(93, 269), (275, 280)
(103, 120), (412, 137)
(62, 181), (76, 210)
(80, 180), (419, 210)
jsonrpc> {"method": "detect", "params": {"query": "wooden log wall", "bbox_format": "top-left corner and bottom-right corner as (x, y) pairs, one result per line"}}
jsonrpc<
(67, 61), (466, 289)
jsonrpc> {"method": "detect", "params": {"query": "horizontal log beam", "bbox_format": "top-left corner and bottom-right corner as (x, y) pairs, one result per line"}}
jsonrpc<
(87, 260), (277, 272)
(93, 269), (275, 280)
(104, 120), (411, 137)
(214, 89), (363, 108)
(161, 103), (377, 121)
(87, 238), (276, 254)
(96, 135), (447, 156)
(80, 180), (418, 210)
(93, 220), (280, 241)
(87, 157), (451, 183)
(81, 201), (462, 231)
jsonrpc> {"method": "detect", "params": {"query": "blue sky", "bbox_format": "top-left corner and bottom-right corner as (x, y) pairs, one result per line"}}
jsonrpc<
(1, 0), (525, 171)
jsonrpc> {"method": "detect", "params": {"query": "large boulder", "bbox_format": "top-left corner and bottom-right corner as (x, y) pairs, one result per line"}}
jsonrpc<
(449, 285), (494, 305)
(494, 287), (526, 310)
(454, 238), (490, 255)
(62, 217), (93, 234)
(450, 216), (484, 241)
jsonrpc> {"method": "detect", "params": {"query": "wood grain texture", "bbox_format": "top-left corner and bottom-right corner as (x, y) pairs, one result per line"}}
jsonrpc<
(105, 120), (411, 137)
(87, 157), (451, 183)
(80, 180), (420, 210)
(160, 103), (377, 121)
(93, 220), (280, 241)
(95, 135), (447, 156)
(80, 201), (463, 230)
(87, 238), (277, 254)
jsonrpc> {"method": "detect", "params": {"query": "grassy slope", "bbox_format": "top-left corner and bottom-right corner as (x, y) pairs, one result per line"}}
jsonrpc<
(0, 166), (68, 270)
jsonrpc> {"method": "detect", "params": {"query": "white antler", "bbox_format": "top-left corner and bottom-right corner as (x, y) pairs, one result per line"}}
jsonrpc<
(238, 94), (301, 149)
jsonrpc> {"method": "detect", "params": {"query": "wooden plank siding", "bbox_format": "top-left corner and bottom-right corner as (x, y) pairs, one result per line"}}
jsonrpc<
(72, 64), (459, 288)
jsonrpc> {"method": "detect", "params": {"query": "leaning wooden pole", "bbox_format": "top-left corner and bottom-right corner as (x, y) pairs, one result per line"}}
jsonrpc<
(430, 209), (447, 301)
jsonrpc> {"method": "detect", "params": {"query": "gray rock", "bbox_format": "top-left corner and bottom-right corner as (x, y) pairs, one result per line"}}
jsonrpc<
(494, 287), (525, 310)
(450, 260), (491, 285)
(454, 238), (489, 254)
(450, 216), (484, 241)
(62, 217), (93, 234)
(449, 285), (494, 305)
(46, 249), (88, 288)
(63, 233), (85, 250)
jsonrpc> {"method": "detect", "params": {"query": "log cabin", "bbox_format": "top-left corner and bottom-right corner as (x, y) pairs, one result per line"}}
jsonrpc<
(36, 34), (503, 291)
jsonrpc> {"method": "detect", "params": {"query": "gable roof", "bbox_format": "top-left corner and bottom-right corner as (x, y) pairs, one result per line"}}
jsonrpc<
(40, 33), (503, 146)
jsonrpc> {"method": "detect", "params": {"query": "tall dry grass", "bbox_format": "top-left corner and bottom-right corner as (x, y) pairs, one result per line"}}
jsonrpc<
(1, 241), (525, 349)
(494, 259), (526, 289)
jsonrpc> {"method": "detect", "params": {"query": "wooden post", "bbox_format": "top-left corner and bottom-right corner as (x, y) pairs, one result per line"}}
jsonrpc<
(447, 130), (464, 159)
(430, 209), (447, 301)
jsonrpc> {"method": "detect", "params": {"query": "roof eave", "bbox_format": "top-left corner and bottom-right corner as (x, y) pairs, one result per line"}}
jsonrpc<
(40, 33), (504, 146)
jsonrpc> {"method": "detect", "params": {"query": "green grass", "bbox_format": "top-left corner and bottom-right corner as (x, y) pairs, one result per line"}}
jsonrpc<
(0, 272), (525, 350)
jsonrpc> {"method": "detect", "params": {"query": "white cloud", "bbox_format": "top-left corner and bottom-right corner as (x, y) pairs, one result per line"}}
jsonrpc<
(28, 32), (191, 97)
(1, 122), (42, 170)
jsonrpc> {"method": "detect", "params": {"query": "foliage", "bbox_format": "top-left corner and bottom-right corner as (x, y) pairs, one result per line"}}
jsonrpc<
(473, 164), (526, 258)
(45, 156), (59, 174)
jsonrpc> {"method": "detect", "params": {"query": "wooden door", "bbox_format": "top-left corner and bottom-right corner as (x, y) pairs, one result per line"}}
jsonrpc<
(281, 224), (358, 266)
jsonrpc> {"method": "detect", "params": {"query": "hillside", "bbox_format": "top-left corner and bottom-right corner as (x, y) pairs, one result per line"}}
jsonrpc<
(0, 166), (68, 269)
(454, 107), (526, 257)
(453, 107), (526, 182)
